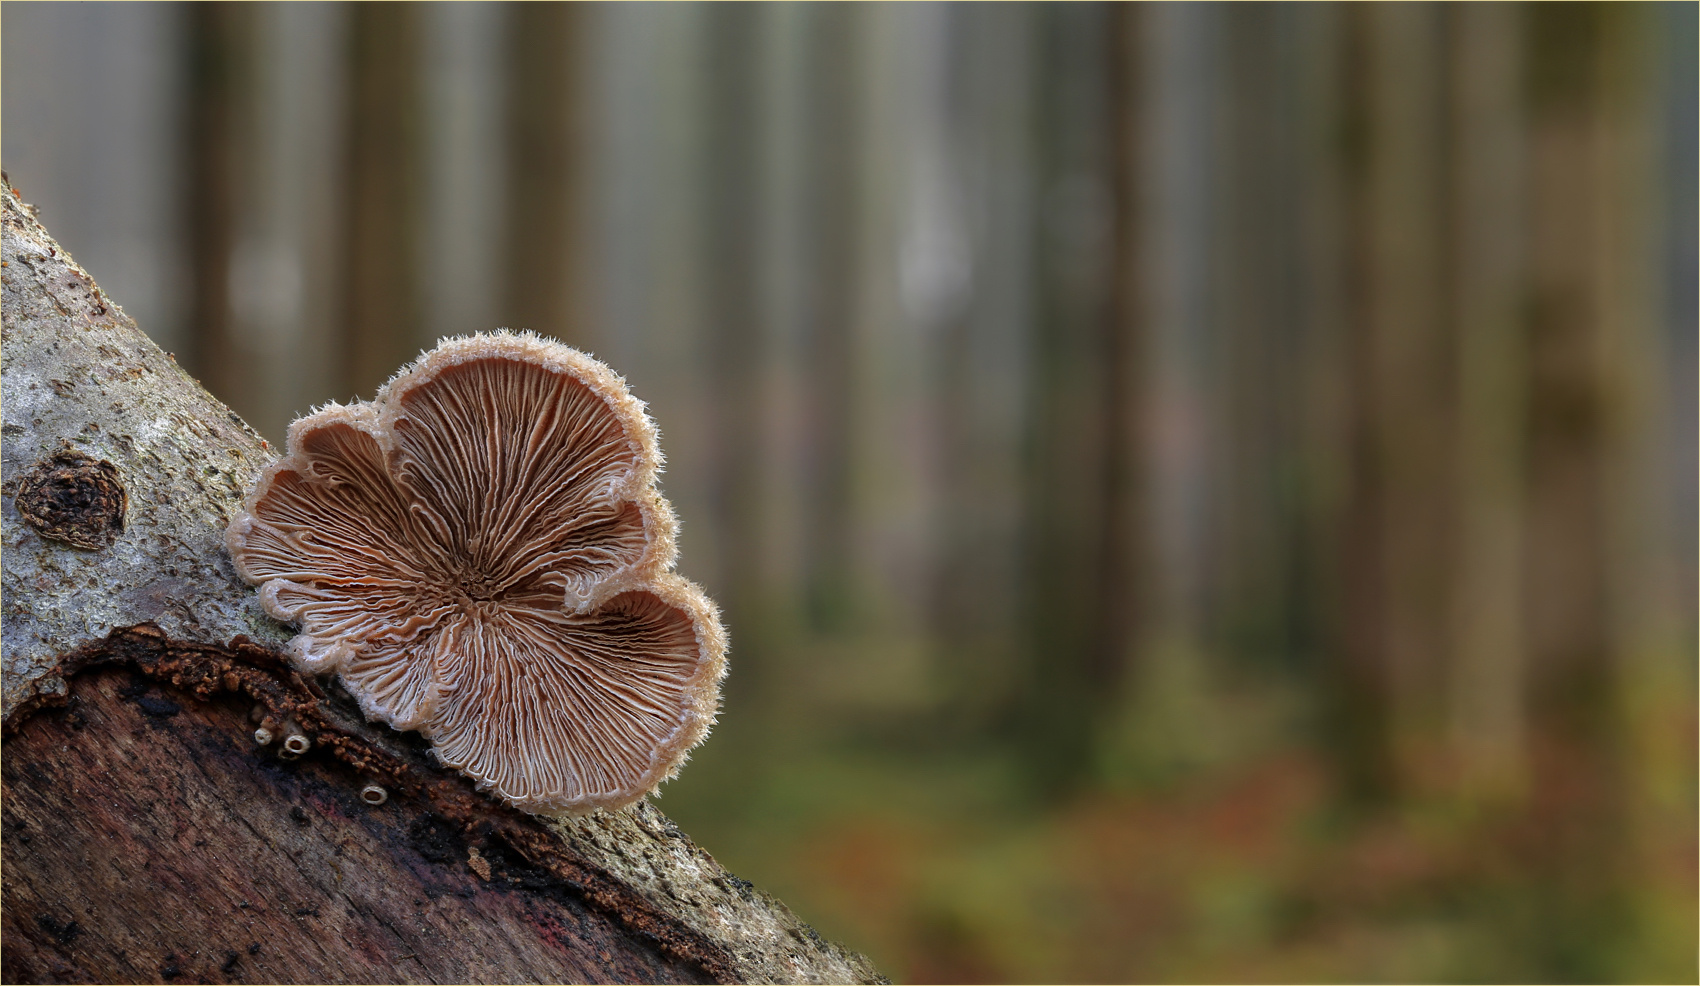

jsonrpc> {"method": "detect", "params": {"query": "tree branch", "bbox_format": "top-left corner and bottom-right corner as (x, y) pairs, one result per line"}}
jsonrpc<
(0, 173), (883, 985)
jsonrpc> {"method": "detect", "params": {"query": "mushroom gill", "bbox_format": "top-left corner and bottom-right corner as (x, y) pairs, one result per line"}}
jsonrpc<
(227, 331), (726, 814)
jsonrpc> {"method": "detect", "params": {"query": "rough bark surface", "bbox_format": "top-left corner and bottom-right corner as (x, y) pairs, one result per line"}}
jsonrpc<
(0, 174), (885, 985)
(1, 173), (287, 719)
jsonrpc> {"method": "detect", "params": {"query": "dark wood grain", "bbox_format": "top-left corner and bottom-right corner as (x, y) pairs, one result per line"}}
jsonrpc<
(1, 630), (719, 985)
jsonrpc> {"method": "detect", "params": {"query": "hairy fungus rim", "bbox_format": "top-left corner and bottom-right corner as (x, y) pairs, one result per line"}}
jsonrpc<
(377, 330), (679, 588)
(477, 572), (728, 817)
(226, 332), (681, 608)
(224, 331), (725, 817)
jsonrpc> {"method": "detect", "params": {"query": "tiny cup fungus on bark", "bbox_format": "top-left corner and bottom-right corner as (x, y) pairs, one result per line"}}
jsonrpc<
(227, 331), (727, 814)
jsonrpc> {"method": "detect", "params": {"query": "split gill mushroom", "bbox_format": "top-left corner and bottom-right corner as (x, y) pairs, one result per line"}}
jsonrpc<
(226, 330), (727, 815)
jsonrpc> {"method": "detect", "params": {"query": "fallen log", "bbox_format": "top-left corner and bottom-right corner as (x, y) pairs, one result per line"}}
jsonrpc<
(0, 172), (883, 985)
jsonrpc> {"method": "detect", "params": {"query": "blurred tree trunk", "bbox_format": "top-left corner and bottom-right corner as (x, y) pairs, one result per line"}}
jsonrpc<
(505, 2), (583, 348)
(1, 176), (882, 986)
(701, 7), (767, 692)
(1360, 1), (1455, 794)
(1587, 5), (1698, 960)
(798, 3), (860, 637)
(183, 2), (255, 403)
(1017, 2), (1127, 792)
(342, 3), (424, 399)
(1217, 4), (1338, 687)
(1519, 3), (1647, 967)
(1095, 0), (1148, 758)
(1447, 1), (1530, 800)
(927, 5), (1035, 735)
(1332, 3), (1450, 804)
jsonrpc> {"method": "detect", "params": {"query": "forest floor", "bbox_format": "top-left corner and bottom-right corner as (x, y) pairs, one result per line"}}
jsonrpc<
(661, 664), (1696, 984)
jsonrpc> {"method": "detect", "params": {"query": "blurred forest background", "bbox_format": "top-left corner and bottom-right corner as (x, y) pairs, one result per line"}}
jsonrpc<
(4, 2), (1694, 981)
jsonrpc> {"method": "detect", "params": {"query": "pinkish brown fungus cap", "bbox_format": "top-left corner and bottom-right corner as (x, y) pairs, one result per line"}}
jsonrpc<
(227, 331), (727, 814)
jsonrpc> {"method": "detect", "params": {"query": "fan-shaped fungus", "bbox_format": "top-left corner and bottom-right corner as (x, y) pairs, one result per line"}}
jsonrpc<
(227, 331), (726, 814)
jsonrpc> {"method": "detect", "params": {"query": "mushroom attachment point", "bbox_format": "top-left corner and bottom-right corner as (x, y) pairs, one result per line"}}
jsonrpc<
(227, 330), (727, 815)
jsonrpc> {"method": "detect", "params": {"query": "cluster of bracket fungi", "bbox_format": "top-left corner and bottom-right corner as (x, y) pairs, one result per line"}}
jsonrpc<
(226, 331), (726, 815)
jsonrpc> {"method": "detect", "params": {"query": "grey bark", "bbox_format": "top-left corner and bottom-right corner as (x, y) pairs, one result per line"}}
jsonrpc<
(2, 172), (288, 719)
(0, 172), (883, 985)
